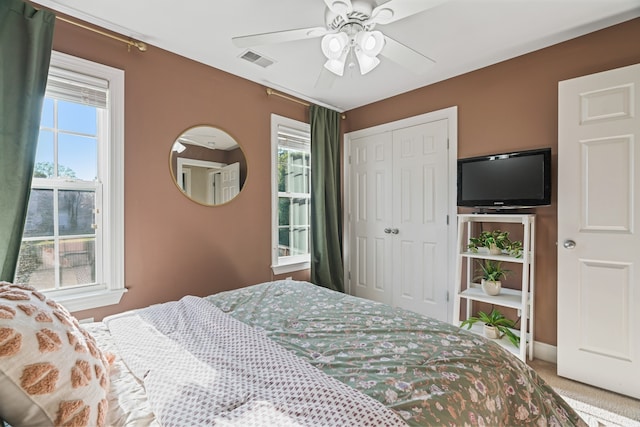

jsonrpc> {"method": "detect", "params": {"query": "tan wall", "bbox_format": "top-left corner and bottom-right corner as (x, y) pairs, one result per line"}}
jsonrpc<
(51, 17), (311, 322)
(345, 18), (640, 346)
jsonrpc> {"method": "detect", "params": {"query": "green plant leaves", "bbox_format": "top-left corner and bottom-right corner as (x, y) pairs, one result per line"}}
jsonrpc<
(467, 230), (523, 258)
(459, 309), (521, 347)
(474, 259), (510, 282)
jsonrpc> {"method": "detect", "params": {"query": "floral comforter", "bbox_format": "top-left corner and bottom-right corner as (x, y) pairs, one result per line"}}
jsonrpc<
(205, 280), (585, 426)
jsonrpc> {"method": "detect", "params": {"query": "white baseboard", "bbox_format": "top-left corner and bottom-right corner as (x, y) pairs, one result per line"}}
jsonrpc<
(533, 340), (557, 363)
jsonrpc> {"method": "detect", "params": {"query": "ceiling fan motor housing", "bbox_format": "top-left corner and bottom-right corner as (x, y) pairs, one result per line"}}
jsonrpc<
(325, 0), (376, 31)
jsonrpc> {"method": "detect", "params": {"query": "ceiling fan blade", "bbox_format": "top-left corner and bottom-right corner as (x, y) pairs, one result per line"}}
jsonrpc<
(315, 67), (337, 90)
(232, 26), (329, 48)
(370, 0), (449, 25)
(380, 36), (435, 75)
(178, 136), (198, 145)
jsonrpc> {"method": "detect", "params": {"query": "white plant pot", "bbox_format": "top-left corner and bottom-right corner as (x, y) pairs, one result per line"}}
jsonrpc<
(488, 244), (502, 255)
(481, 279), (501, 296)
(484, 324), (501, 339)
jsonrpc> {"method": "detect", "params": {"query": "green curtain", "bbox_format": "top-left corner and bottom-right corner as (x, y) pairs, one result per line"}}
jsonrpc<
(309, 104), (344, 292)
(0, 0), (55, 281)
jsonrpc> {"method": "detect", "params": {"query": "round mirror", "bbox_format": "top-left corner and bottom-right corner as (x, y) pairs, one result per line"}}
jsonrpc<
(169, 125), (247, 206)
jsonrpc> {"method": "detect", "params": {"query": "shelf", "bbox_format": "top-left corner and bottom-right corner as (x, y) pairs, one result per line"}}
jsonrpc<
(458, 284), (530, 310)
(461, 322), (529, 357)
(460, 251), (529, 264)
(454, 213), (535, 361)
(457, 213), (535, 224)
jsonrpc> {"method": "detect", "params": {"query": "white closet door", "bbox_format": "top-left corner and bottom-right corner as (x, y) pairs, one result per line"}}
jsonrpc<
(392, 119), (449, 320)
(558, 62), (640, 399)
(349, 132), (394, 305)
(349, 119), (449, 321)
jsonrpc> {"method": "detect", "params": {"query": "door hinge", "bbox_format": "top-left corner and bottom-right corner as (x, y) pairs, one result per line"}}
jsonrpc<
(446, 214), (449, 225)
(446, 290), (450, 302)
(348, 155), (352, 164)
(348, 271), (351, 280)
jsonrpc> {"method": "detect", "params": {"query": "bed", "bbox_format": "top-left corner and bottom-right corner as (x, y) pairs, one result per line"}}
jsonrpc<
(0, 280), (585, 426)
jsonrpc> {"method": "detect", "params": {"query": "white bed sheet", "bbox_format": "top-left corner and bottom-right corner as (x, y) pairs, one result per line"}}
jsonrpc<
(84, 322), (158, 427)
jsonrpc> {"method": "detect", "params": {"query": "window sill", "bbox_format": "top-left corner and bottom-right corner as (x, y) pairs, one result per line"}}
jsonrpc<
(272, 261), (310, 275)
(44, 287), (127, 313)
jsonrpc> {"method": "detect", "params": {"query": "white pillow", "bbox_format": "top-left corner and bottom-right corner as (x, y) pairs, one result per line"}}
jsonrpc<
(0, 282), (110, 426)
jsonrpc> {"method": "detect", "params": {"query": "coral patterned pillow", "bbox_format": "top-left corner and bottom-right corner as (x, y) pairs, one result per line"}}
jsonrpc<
(0, 282), (109, 426)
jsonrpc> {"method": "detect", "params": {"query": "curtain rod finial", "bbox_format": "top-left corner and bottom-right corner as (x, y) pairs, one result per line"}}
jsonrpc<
(134, 41), (147, 52)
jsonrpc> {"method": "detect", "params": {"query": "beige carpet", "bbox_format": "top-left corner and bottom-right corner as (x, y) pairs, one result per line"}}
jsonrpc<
(528, 359), (640, 426)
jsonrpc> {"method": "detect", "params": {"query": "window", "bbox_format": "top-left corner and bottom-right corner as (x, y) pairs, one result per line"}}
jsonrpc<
(271, 114), (311, 274)
(14, 51), (125, 312)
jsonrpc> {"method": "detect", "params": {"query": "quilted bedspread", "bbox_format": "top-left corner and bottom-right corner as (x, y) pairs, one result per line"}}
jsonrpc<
(104, 295), (406, 427)
(204, 280), (586, 427)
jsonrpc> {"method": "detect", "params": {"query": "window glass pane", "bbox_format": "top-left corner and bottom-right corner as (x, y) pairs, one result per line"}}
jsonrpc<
(58, 100), (97, 134)
(58, 133), (97, 180)
(278, 148), (288, 192)
(278, 228), (290, 257)
(290, 161), (309, 194)
(33, 131), (54, 177)
(15, 240), (55, 291)
(278, 197), (290, 226)
(291, 226), (309, 255)
(59, 190), (95, 236)
(40, 98), (54, 129)
(23, 189), (54, 238)
(60, 238), (95, 287)
(291, 198), (309, 227)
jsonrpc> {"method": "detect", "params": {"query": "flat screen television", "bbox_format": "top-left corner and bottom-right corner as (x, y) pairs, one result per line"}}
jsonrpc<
(457, 147), (551, 209)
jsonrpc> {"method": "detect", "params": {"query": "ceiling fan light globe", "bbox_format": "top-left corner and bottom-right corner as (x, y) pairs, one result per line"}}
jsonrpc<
(356, 30), (385, 57)
(321, 33), (349, 59)
(172, 141), (187, 153)
(355, 50), (380, 75)
(324, 58), (346, 76)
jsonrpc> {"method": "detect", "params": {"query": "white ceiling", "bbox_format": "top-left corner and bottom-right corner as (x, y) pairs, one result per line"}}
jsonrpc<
(33, 0), (640, 112)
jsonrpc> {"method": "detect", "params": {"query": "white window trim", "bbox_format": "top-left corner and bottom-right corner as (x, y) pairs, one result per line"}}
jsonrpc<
(271, 114), (310, 275)
(41, 51), (126, 312)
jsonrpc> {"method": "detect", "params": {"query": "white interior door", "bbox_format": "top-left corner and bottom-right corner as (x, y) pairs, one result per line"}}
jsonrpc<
(348, 119), (450, 321)
(392, 120), (449, 320)
(558, 62), (640, 399)
(220, 162), (240, 203)
(349, 132), (394, 305)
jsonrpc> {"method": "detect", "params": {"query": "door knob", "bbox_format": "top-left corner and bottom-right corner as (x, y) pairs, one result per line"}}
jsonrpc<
(384, 228), (392, 234)
(563, 239), (576, 249)
(391, 228), (399, 234)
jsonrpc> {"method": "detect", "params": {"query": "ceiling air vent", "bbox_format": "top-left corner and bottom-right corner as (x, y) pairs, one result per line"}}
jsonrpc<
(240, 50), (275, 68)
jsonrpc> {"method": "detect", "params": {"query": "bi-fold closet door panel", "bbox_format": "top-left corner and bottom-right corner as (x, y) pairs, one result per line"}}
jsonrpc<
(349, 119), (449, 321)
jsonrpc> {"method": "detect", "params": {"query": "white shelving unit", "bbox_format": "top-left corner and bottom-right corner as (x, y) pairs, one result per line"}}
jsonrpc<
(453, 213), (535, 361)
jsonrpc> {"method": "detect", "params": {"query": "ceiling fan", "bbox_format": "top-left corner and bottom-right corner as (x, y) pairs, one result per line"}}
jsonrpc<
(232, 0), (446, 77)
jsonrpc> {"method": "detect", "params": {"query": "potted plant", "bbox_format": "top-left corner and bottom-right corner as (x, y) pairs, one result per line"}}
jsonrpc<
(475, 259), (510, 296)
(460, 309), (520, 347)
(468, 230), (523, 258)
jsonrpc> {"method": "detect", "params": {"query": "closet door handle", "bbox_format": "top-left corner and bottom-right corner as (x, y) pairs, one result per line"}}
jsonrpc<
(384, 228), (392, 234)
(391, 228), (399, 234)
